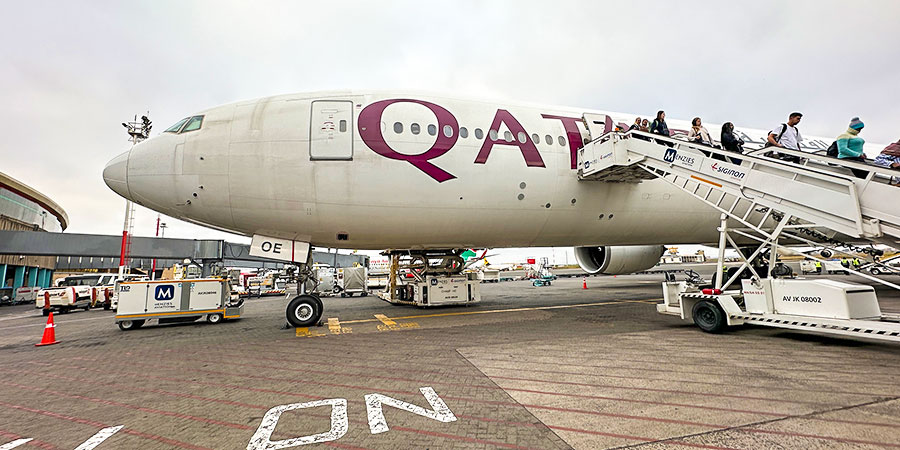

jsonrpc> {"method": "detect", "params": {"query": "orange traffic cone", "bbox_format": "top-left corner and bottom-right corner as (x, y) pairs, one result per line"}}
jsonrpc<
(35, 312), (59, 347)
(582, 277), (588, 289)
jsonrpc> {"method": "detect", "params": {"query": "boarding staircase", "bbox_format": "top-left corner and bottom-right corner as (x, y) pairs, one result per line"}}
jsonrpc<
(576, 116), (900, 341)
(577, 118), (900, 248)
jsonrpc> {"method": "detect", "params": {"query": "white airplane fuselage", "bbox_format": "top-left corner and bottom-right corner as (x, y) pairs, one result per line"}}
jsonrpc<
(102, 90), (841, 250)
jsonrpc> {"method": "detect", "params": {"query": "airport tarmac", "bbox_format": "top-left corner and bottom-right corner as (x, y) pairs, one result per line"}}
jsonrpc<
(0, 271), (898, 449)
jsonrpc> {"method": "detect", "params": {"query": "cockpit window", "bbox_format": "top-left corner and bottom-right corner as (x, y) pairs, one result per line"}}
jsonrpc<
(181, 115), (204, 133)
(165, 118), (189, 133)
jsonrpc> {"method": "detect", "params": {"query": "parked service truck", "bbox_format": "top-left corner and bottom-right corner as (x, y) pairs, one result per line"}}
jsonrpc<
(115, 278), (243, 330)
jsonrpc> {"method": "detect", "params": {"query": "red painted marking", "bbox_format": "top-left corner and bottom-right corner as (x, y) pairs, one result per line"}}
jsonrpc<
(6, 383), (252, 431)
(489, 374), (827, 406)
(0, 400), (212, 450)
(0, 429), (58, 450)
(456, 415), (739, 450)
(740, 427), (900, 448)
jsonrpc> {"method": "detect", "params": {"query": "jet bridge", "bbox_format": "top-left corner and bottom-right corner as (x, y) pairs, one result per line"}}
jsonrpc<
(576, 121), (900, 342)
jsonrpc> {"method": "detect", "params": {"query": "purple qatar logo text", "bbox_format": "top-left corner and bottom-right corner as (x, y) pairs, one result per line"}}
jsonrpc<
(357, 99), (595, 182)
(357, 99), (458, 182)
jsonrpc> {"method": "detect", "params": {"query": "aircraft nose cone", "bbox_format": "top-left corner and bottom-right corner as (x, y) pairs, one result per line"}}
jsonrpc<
(103, 150), (130, 199)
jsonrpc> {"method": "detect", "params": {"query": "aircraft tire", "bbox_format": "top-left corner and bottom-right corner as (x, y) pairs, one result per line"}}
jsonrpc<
(692, 300), (726, 333)
(286, 295), (322, 327)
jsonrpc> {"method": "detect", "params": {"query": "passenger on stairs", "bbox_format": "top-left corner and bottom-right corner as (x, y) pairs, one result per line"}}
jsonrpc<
(629, 117), (642, 131)
(836, 117), (868, 178)
(650, 111), (669, 137)
(688, 117), (713, 146)
(872, 139), (900, 185)
(650, 111), (672, 146)
(766, 112), (803, 163)
(640, 119), (650, 132)
(720, 122), (745, 164)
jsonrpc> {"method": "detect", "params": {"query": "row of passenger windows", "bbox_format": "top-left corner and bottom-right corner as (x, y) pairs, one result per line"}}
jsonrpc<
(390, 122), (568, 147)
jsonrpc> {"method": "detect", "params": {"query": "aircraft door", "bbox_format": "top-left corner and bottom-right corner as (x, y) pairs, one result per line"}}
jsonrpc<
(582, 113), (611, 141)
(310, 100), (353, 160)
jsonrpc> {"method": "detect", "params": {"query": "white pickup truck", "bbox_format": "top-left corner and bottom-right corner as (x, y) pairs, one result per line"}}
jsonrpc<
(36, 273), (122, 315)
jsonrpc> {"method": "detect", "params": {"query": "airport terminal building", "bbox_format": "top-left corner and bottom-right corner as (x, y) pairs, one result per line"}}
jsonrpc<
(0, 171), (67, 290)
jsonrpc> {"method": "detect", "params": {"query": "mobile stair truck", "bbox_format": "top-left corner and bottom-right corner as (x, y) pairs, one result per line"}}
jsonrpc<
(114, 278), (243, 330)
(577, 121), (900, 343)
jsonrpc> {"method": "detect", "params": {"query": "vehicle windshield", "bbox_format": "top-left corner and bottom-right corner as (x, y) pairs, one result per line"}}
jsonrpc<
(61, 276), (100, 286)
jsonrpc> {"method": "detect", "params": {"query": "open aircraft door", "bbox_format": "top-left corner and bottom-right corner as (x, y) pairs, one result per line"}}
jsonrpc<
(310, 100), (353, 160)
(582, 113), (611, 141)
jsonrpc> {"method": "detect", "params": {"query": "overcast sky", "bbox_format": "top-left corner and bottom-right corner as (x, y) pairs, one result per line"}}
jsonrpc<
(2, 1), (898, 263)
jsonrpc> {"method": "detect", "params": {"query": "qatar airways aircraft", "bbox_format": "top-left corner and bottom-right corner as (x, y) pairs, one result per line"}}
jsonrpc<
(101, 90), (855, 289)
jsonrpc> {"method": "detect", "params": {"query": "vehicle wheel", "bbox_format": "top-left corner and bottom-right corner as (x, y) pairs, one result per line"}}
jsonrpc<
(340, 293), (347, 298)
(118, 319), (141, 331)
(871, 268), (882, 275)
(692, 300), (727, 333)
(84, 303), (91, 311)
(207, 313), (223, 324)
(286, 295), (322, 327)
(42, 309), (50, 316)
(361, 291), (368, 297)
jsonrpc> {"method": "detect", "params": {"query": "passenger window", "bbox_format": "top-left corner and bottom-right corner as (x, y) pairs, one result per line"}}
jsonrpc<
(165, 118), (189, 133)
(532, 133), (539, 144)
(443, 125), (453, 138)
(339, 120), (347, 132)
(558, 136), (565, 146)
(545, 135), (552, 145)
(427, 124), (437, 136)
(460, 127), (469, 138)
(475, 128), (484, 139)
(393, 122), (403, 134)
(517, 132), (527, 144)
(489, 129), (498, 140)
(181, 116), (204, 133)
(411, 123), (421, 135)
(504, 131), (513, 142)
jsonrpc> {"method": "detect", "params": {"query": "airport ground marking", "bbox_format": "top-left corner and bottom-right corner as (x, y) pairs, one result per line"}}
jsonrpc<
(295, 327), (326, 338)
(374, 313), (419, 332)
(339, 299), (660, 325)
(326, 317), (352, 335)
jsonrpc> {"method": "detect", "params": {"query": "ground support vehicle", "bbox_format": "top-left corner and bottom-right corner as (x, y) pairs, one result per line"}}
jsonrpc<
(381, 274), (480, 307)
(532, 275), (556, 287)
(14, 287), (41, 305)
(0, 287), (14, 305)
(36, 275), (101, 315)
(577, 129), (900, 342)
(334, 267), (368, 297)
(115, 278), (243, 330)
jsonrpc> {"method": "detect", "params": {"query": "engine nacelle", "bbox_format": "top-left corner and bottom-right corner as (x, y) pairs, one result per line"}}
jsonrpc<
(574, 245), (665, 275)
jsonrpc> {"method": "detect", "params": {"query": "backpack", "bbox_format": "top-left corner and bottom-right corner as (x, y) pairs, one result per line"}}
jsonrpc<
(765, 123), (789, 148)
(826, 140), (839, 157)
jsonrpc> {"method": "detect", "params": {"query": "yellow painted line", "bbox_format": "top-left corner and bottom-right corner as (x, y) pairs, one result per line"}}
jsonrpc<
(116, 309), (224, 319)
(373, 314), (396, 326)
(340, 299), (660, 325)
(327, 318), (342, 334)
(295, 327), (325, 337)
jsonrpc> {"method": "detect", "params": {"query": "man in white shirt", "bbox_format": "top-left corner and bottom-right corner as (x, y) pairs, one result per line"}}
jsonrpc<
(766, 112), (803, 162)
(767, 112), (803, 149)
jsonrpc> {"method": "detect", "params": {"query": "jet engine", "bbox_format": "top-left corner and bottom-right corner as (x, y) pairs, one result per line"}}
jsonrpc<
(574, 245), (665, 275)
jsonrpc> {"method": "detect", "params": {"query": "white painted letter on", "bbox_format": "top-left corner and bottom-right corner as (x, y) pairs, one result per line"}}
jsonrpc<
(365, 387), (456, 434)
(0, 439), (33, 450)
(246, 399), (348, 450)
(74, 426), (124, 450)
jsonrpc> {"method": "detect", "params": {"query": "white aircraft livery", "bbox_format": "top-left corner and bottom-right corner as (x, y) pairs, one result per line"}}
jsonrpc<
(102, 90), (861, 276)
